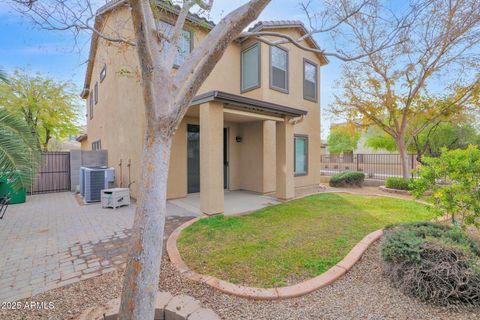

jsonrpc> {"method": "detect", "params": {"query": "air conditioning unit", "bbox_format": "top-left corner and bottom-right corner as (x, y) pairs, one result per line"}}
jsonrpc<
(79, 166), (108, 197)
(82, 167), (115, 203)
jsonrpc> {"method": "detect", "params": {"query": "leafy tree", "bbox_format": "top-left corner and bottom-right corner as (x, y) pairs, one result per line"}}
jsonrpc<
(412, 122), (480, 160)
(365, 120), (480, 162)
(0, 70), (80, 151)
(0, 69), (8, 83)
(332, 0), (480, 178)
(0, 108), (39, 191)
(364, 127), (397, 152)
(412, 145), (480, 228)
(327, 123), (360, 154)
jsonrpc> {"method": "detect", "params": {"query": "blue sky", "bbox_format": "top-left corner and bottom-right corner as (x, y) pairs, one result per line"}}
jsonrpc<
(0, 1), (345, 136)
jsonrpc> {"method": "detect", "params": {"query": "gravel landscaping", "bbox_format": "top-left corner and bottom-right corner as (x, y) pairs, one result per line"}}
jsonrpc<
(1, 217), (478, 320)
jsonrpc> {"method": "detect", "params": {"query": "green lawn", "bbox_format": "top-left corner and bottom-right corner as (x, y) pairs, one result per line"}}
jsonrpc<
(177, 193), (435, 288)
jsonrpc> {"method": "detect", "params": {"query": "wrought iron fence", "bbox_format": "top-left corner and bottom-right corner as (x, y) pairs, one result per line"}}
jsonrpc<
(320, 153), (420, 180)
(30, 152), (71, 194)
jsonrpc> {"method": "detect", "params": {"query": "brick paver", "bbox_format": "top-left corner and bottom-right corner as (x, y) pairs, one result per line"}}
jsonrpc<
(0, 192), (197, 302)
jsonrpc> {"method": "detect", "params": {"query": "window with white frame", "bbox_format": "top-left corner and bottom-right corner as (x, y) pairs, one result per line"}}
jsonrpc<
(157, 20), (192, 66)
(241, 43), (260, 92)
(270, 46), (288, 92)
(303, 59), (318, 101)
(92, 140), (101, 151)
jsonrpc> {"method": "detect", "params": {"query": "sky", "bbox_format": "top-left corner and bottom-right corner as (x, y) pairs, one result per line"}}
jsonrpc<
(0, 0), (347, 138)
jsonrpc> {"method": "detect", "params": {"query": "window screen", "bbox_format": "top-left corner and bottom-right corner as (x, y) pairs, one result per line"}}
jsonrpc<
(157, 20), (191, 66)
(294, 136), (308, 175)
(241, 43), (260, 92)
(270, 46), (288, 91)
(303, 60), (318, 101)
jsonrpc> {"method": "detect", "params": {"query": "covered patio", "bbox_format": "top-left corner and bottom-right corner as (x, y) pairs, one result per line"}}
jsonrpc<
(174, 90), (307, 215)
(169, 190), (281, 216)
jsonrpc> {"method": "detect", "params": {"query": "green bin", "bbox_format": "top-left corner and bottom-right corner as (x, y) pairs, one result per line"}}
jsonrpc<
(0, 172), (27, 204)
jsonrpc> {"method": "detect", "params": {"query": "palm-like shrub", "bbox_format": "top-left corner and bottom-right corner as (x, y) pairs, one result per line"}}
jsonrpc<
(0, 69), (8, 83)
(0, 108), (39, 191)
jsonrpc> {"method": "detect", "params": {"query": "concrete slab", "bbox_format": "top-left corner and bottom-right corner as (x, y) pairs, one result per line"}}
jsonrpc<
(169, 190), (281, 216)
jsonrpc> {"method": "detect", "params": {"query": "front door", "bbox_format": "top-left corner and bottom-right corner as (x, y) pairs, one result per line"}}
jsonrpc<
(187, 125), (228, 193)
(187, 124), (200, 193)
(224, 128), (229, 189)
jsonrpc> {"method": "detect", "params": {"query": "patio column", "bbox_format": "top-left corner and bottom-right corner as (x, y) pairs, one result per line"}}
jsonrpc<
(200, 101), (224, 214)
(276, 118), (294, 200)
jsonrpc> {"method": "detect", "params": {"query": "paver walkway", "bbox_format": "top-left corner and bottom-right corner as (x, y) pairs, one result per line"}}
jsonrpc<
(0, 192), (198, 302)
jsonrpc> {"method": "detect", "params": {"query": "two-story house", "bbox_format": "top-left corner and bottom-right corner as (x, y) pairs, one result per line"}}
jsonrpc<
(79, 0), (328, 214)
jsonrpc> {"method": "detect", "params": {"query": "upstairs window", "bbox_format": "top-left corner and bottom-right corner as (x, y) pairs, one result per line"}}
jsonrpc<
(89, 93), (93, 119)
(294, 135), (308, 176)
(157, 20), (192, 66)
(94, 82), (98, 105)
(92, 140), (101, 151)
(241, 43), (260, 92)
(270, 46), (288, 92)
(303, 59), (318, 102)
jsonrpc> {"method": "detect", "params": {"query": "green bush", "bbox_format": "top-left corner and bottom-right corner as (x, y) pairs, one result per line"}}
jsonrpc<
(385, 177), (413, 191)
(329, 171), (365, 187)
(381, 222), (480, 306)
(411, 145), (480, 227)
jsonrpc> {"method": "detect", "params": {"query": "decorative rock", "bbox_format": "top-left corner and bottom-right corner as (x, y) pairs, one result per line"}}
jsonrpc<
(165, 294), (201, 320)
(187, 308), (221, 320)
(77, 292), (217, 320)
(155, 291), (173, 320)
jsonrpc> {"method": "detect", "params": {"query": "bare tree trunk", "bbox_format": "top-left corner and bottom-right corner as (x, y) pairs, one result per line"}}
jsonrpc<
(395, 134), (410, 178)
(119, 127), (172, 320)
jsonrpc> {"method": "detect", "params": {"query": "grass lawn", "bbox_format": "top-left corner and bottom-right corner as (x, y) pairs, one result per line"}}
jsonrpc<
(177, 193), (436, 288)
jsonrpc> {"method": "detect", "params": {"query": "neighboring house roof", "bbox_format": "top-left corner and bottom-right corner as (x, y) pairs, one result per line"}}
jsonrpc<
(81, 0), (215, 98)
(246, 20), (329, 66)
(192, 91), (308, 117)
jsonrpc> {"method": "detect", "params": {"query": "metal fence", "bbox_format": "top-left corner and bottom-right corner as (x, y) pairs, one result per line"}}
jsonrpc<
(30, 152), (71, 194)
(320, 153), (420, 180)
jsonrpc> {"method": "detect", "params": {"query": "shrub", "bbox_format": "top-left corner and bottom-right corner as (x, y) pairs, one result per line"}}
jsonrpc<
(329, 171), (365, 187)
(385, 177), (413, 191)
(381, 222), (480, 306)
(411, 145), (480, 228)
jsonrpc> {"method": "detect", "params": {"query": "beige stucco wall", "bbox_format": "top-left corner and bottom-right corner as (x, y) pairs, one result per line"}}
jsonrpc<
(82, 6), (323, 200)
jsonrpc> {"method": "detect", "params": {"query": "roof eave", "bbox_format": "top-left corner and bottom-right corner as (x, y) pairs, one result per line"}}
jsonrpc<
(191, 90), (308, 118)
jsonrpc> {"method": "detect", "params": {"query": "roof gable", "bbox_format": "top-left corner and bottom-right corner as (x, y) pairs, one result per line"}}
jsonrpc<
(246, 20), (329, 66)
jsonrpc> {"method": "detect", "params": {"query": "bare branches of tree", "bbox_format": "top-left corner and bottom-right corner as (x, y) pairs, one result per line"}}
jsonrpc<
(332, 0), (480, 177)
(10, 0), (136, 47)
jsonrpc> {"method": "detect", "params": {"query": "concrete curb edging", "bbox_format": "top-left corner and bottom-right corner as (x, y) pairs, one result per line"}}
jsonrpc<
(167, 218), (384, 300)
